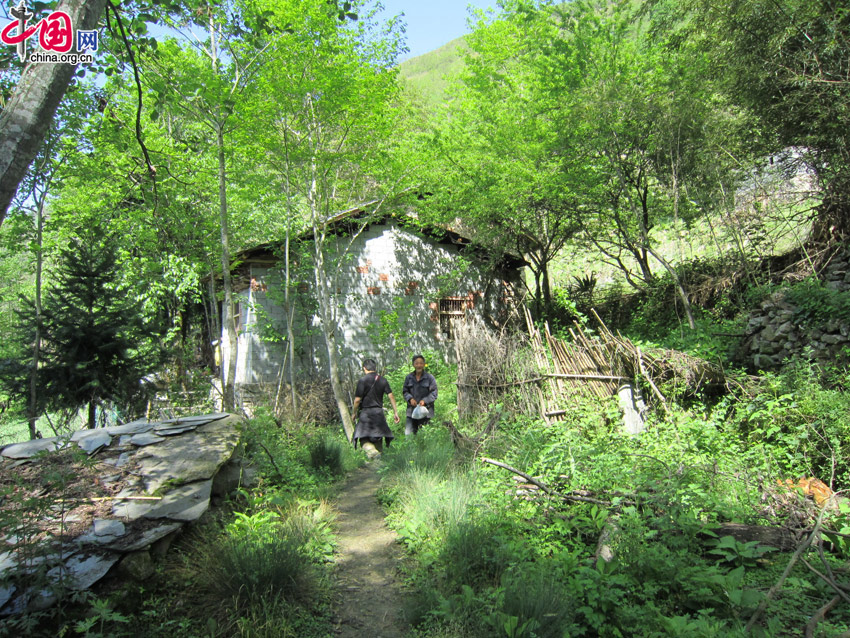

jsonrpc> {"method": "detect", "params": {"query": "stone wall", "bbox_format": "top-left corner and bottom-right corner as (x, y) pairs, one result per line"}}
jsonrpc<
(0, 414), (251, 616)
(740, 250), (850, 370)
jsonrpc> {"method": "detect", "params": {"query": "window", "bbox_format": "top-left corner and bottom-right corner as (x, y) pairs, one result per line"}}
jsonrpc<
(439, 297), (467, 339)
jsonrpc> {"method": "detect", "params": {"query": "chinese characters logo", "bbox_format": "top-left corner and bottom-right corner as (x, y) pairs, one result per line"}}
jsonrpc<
(1, 0), (98, 64)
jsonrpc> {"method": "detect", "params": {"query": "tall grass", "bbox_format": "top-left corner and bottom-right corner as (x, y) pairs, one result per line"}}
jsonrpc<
(440, 516), (511, 590)
(498, 565), (577, 638)
(381, 426), (456, 475)
(194, 528), (319, 608)
(192, 496), (336, 622)
(308, 434), (346, 476)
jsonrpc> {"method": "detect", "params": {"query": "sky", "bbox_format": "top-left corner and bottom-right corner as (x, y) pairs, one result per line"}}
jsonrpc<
(374, 1), (498, 61)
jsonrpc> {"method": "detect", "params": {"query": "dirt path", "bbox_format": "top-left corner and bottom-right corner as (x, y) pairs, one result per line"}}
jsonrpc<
(331, 463), (409, 638)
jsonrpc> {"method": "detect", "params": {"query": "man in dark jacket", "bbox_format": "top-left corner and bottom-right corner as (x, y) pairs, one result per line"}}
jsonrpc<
(402, 354), (438, 435)
(351, 358), (399, 453)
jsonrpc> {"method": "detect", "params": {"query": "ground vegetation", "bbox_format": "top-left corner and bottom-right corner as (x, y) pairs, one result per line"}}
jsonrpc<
(1, 0), (850, 634)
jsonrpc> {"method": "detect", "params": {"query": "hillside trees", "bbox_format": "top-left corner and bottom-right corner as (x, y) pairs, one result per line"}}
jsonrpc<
(427, 5), (586, 320)
(47, 76), (216, 376)
(249, 0), (407, 439)
(681, 0), (850, 238)
(429, 0), (745, 325)
(0, 0), (363, 223)
(142, 21), (271, 412)
(5, 86), (99, 439)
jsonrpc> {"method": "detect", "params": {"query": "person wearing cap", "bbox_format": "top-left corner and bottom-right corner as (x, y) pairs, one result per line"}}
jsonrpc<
(402, 354), (438, 435)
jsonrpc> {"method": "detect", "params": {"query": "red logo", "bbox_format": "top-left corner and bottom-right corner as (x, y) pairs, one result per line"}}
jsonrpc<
(1, 1), (74, 60)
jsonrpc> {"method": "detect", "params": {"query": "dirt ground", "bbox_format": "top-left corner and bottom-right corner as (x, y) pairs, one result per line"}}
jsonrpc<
(331, 463), (410, 638)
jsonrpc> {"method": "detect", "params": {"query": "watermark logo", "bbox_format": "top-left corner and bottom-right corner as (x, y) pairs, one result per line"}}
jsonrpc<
(1, 0), (97, 64)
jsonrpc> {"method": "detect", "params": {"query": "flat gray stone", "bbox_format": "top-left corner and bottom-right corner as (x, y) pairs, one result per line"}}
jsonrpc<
(105, 421), (154, 436)
(46, 552), (119, 590)
(0, 551), (15, 572)
(77, 518), (126, 545)
(111, 494), (158, 521)
(77, 432), (112, 455)
(106, 522), (182, 552)
(136, 417), (240, 492)
(1, 412), (241, 615)
(130, 432), (165, 447)
(93, 519), (126, 537)
(0, 584), (15, 611)
(1, 437), (68, 459)
(153, 424), (198, 436)
(71, 429), (102, 442)
(143, 480), (212, 521)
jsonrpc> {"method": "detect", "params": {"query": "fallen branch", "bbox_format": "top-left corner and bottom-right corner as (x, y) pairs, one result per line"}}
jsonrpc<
(59, 495), (162, 504)
(480, 457), (556, 495)
(801, 558), (850, 605)
(715, 523), (802, 552)
(805, 596), (841, 638)
(745, 499), (831, 632)
(479, 457), (623, 506)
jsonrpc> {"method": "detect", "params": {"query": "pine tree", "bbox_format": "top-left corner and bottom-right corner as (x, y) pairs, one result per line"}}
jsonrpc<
(25, 235), (157, 429)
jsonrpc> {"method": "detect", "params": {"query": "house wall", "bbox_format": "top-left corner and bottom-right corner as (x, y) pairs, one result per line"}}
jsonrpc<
(223, 224), (523, 386)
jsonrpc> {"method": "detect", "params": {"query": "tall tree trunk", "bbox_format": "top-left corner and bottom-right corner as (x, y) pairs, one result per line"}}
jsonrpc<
(27, 195), (44, 440)
(206, 259), (220, 361)
(540, 258), (553, 320)
(87, 400), (96, 429)
(310, 225), (354, 441)
(0, 0), (107, 223)
(283, 221), (298, 418)
(645, 244), (696, 330)
(305, 115), (355, 440)
(216, 123), (237, 411)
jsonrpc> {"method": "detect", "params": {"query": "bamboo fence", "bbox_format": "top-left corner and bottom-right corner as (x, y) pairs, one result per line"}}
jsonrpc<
(456, 308), (728, 424)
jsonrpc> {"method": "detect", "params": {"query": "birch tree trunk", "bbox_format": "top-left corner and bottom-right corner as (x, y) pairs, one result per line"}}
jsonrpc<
(306, 108), (355, 440)
(27, 193), (44, 440)
(283, 219), (298, 418)
(0, 0), (107, 223)
(216, 122), (238, 411)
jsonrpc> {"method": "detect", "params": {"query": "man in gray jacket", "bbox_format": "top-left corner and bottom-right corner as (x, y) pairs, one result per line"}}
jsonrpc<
(402, 354), (438, 435)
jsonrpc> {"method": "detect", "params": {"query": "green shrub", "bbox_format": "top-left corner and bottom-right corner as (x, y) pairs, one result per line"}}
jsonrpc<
(734, 363), (850, 489)
(440, 516), (510, 590)
(497, 564), (578, 638)
(309, 435), (346, 476)
(196, 528), (319, 608)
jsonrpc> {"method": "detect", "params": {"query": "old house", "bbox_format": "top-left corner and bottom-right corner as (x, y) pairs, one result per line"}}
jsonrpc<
(220, 211), (525, 391)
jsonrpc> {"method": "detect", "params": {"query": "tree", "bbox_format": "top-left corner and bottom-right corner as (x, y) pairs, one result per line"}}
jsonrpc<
(144, 28), (267, 412)
(0, 0), (107, 223)
(0, 0), (360, 224)
(680, 0), (850, 239)
(252, 0), (406, 440)
(426, 3), (584, 320)
(5, 85), (99, 439)
(13, 233), (157, 429)
(447, 0), (739, 326)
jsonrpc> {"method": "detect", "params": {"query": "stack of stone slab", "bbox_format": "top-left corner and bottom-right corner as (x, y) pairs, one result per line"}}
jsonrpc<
(0, 413), (248, 616)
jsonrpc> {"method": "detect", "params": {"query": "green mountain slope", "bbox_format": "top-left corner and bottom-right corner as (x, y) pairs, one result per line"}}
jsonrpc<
(398, 36), (468, 107)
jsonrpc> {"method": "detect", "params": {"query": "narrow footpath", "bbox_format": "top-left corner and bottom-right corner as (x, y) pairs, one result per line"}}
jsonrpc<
(331, 463), (409, 638)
